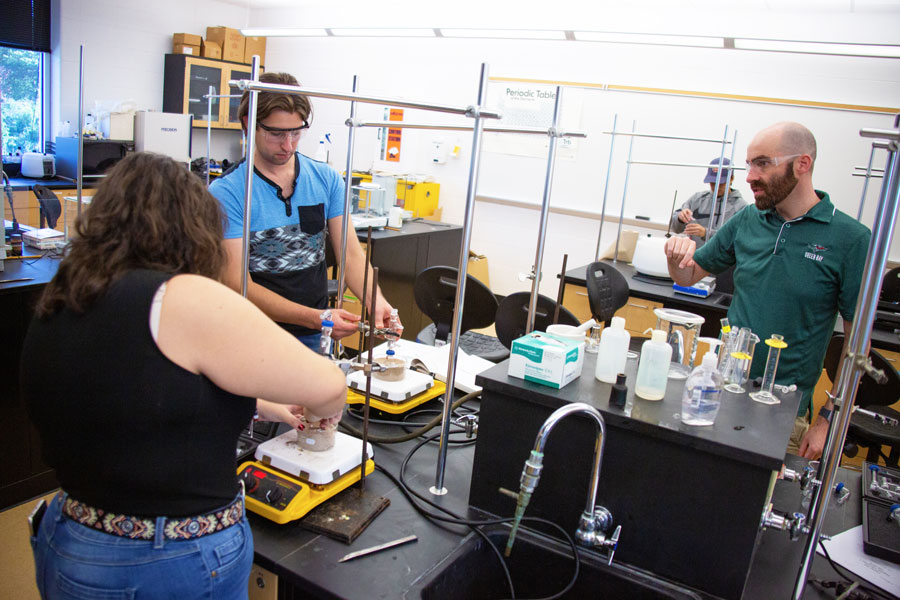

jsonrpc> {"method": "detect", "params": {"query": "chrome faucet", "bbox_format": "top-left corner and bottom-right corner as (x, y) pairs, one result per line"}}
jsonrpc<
(505, 402), (621, 564)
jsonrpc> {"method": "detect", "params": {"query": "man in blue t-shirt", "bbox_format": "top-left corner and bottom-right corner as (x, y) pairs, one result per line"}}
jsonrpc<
(664, 122), (870, 460)
(210, 72), (400, 349)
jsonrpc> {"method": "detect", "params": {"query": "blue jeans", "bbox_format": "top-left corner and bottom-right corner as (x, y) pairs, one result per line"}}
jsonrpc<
(31, 493), (253, 600)
(297, 331), (321, 351)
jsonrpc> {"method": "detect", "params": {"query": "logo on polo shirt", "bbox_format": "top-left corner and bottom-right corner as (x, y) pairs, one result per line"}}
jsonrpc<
(804, 243), (828, 262)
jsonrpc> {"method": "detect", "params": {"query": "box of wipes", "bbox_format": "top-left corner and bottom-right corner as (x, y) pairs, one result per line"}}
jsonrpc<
(508, 332), (584, 389)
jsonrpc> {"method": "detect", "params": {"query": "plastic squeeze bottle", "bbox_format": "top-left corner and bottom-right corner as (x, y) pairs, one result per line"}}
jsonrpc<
(595, 316), (631, 384)
(635, 329), (672, 400)
(681, 351), (725, 426)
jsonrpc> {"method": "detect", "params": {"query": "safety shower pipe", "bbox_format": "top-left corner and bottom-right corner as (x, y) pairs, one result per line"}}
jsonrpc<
(239, 56), (262, 299)
(613, 121), (637, 262)
(526, 86), (564, 334)
(231, 80), (502, 120)
(431, 63), (492, 496)
(856, 146), (878, 221)
(336, 76), (360, 346)
(75, 45), (85, 230)
(594, 113), (618, 261)
(792, 122), (900, 599)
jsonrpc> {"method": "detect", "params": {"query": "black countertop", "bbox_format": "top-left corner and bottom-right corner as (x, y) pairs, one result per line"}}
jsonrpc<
(564, 261), (900, 353)
(5, 176), (97, 191)
(248, 399), (877, 600)
(0, 252), (60, 294)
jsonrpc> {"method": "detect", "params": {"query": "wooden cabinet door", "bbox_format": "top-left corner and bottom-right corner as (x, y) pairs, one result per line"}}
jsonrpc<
(615, 296), (664, 338)
(184, 58), (225, 128)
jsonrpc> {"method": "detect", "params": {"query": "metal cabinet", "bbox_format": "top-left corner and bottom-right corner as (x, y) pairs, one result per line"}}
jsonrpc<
(163, 54), (260, 130)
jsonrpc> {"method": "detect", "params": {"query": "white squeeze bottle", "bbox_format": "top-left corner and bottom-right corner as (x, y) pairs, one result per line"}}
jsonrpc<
(635, 329), (672, 400)
(595, 316), (631, 384)
(681, 351), (725, 426)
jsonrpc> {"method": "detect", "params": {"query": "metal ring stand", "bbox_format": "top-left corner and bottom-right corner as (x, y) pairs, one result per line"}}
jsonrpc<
(792, 119), (900, 598)
(203, 88), (243, 187)
(596, 122), (737, 262)
(853, 149), (886, 221)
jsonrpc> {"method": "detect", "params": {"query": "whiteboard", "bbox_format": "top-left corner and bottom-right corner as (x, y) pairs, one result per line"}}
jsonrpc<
(478, 80), (898, 242)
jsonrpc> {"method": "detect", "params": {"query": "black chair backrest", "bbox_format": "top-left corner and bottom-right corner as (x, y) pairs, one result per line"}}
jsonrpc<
(494, 291), (580, 350)
(413, 266), (499, 342)
(585, 261), (629, 326)
(32, 184), (61, 229)
(824, 334), (900, 408)
(881, 266), (900, 304)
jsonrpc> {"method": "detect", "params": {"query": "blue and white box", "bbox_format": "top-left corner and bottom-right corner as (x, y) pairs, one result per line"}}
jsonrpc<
(508, 332), (585, 389)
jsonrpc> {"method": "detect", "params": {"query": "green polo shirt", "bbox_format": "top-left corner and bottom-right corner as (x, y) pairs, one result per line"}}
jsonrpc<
(693, 191), (870, 417)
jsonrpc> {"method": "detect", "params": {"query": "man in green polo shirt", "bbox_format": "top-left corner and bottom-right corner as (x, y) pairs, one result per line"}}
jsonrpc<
(663, 122), (870, 460)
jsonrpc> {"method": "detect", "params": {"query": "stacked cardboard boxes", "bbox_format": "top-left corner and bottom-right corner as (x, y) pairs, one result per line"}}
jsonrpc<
(172, 33), (201, 56)
(206, 26), (244, 63)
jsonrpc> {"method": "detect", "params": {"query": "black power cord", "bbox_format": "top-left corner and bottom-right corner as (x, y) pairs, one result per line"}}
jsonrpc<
(814, 540), (897, 600)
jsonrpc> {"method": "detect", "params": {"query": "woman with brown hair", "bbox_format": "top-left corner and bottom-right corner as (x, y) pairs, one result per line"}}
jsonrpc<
(22, 152), (346, 599)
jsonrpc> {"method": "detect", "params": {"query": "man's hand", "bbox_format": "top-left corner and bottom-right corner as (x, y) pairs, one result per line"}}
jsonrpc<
(664, 236), (697, 270)
(683, 223), (707, 239)
(330, 308), (362, 339)
(677, 208), (694, 224)
(798, 417), (829, 460)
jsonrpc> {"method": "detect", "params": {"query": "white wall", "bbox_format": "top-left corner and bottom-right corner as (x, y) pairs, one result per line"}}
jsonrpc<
(50, 0), (250, 162)
(249, 10), (900, 295)
(49, 0), (900, 297)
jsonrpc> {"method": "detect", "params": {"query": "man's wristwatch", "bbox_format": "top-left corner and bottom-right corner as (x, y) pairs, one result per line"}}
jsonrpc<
(818, 406), (833, 422)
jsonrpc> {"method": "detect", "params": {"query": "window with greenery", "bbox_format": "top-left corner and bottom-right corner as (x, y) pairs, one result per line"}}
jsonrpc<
(1, 47), (43, 157)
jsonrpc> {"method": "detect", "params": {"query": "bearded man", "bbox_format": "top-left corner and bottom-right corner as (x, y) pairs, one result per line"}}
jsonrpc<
(664, 122), (871, 460)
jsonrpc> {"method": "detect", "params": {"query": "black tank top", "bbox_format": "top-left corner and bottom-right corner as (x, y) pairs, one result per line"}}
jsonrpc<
(22, 269), (255, 516)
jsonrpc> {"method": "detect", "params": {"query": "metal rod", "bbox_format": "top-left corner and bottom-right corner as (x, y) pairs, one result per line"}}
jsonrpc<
(202, 94), (241, 99)
(792, 124), (900, 599)
(853, 166), (884, 172)
(349, 120), (586, 137)
(336, 75), (360, 343)
(718, 129), (739, 231)
(856, 145), (877, 221)
(602, 131), (732, 144)
(206, 85), (213, 188)
(706, 125), (729, 240)
(431, 63), (491, 496)
(614, 121), (636, 263)
(627, 160), (746, 170)
(851, 172), (883, 179)
(360, 226), (373, 351)
(360, 266), (379, 489)
(553, 253), (568, 324)
(860, 127), (900, 141)
(75, 46), (84, 231)
(239, 57), (262, 298)
(594, 114), (618, 261)
(526, 86), (564, 334)
(232, 79), (502, 120)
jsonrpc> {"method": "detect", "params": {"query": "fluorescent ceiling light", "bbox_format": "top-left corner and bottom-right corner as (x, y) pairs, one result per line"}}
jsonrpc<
(441, 29), (566, 40)
(240, 28), (327, 37)
(734, 38), (900, 58)
(330, 28), (435, 37)
(574, 31), (723, 48)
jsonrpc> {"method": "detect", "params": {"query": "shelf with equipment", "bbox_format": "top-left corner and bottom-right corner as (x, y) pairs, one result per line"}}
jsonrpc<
(163, 54), (262, 130)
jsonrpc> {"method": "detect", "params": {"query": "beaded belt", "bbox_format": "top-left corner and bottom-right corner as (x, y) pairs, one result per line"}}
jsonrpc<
(60, 493), (244, 541)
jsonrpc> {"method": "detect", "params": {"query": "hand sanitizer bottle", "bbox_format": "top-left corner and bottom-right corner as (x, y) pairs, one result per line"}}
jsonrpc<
(681, 351), (725, 425)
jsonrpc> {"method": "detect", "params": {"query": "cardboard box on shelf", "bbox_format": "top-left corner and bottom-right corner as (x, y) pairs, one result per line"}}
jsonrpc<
(201, 40), (221, 59)
(244, 36), (266, 65)
(173, 33), (202, 47)
(100, 112), (134, 141)
(206, 26), (244, 63)
(172, 43), (199, 56)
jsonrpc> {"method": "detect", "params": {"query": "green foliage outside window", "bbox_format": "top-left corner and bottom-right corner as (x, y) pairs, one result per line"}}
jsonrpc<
(1, 47), (42, 156)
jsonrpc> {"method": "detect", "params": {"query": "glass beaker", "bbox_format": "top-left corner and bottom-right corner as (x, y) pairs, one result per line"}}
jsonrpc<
(653, 308), (705, 379)
(721, 327), (759, 393)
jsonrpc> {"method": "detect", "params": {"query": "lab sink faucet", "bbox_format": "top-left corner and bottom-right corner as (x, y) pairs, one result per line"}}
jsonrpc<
(505, 402), (621, 564)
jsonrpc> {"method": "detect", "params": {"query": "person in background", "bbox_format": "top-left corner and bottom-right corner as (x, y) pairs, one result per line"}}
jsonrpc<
(22, 152), (346, 600)
(664, 122), (870, 460)
(670, 157), (747, 246)
(210, 71), (401, 350)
